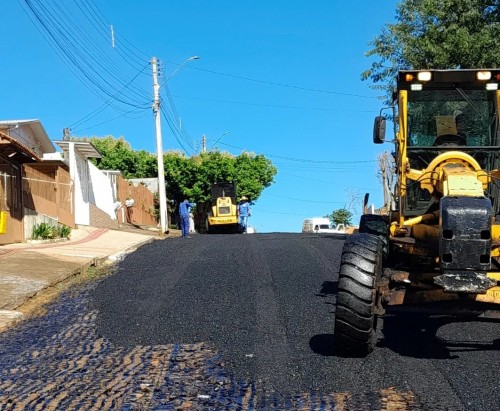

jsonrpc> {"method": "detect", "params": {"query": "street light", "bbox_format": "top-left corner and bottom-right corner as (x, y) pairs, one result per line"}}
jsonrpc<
(162, 56), (200, 84)
(209, 131), (231, 151)
(151, 55), (200, 234)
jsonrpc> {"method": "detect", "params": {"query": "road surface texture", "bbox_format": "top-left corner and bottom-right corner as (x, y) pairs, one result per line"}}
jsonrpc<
(0, 233), (498, 410)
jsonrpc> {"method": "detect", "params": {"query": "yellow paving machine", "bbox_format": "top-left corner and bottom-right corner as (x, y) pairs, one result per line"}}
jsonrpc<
(335, 69), (500, 356)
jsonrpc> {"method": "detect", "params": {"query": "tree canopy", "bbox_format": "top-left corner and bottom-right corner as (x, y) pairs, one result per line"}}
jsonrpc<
(363, 0), (500, 98)
(327, 209), (353, 226)
(77, 135), (277, 206)
(83, 136), (157, 179)
(163, 150), (277, 206)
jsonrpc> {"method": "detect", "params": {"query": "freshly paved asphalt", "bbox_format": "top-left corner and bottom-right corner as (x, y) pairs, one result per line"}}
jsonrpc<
(93, 233), (500, 411)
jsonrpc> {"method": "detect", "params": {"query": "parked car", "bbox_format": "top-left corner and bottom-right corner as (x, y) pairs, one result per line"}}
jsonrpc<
(302, 218), (346, 234)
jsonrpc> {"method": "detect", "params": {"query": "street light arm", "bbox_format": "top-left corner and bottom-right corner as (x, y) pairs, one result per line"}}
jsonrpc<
(162, 56), (200, 84)
(209, 131), (231, 150)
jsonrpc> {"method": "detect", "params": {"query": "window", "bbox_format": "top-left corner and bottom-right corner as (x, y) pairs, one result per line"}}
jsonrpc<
(407, 89), (497, 147)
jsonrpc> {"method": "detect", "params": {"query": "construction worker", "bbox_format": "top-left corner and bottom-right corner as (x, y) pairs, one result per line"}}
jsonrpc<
(179, 199), (196, 238)
(238, 196), (251, 233)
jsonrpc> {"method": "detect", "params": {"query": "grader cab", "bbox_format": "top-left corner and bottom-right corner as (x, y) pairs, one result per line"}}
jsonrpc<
(334, 69), (500, 356)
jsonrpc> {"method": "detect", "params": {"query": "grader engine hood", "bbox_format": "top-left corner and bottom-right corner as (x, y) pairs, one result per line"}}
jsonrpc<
(407, 151), (488, 197)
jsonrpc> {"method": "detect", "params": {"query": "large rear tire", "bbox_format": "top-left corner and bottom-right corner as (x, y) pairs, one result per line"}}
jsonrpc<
(334, 233), (383, 356)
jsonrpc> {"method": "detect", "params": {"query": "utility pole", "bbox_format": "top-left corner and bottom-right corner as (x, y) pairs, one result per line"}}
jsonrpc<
(152, 57), (168, 234)
(201, 134), (207, 153)
(63, 128), (70, 141)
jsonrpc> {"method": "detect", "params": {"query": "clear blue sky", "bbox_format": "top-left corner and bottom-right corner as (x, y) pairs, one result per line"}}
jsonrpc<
(3, 0), (399, 232)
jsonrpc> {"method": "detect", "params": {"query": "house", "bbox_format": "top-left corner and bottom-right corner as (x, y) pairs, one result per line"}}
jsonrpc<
(0, 119), (129, 245)
(0, 119), (160, 245)
(0, 119), (73, 244)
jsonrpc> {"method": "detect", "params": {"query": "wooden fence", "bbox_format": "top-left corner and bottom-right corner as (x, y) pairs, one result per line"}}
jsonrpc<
(116, 176), (158, 226)
(23, 164), (75, 228)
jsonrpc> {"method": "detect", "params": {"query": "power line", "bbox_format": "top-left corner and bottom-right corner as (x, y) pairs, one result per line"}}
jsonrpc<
(278, 172), (382, 192)
(72, 108), (149, 134)
(161, 60), (379, 99)
(20, 0), (152, 112)
(163, 83), (196, 154)
(266, 194), (345, 204)
(256, 209), (308, 216)
(160, 105), (195, 155)
(69, 63), (151, 130)
(171, 94), (378, 113)
(217, 142), (377, 165)
(85, 0), (152, 64)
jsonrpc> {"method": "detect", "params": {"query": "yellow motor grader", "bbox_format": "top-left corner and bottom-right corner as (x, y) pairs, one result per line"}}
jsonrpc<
(334, 69), (500, 356)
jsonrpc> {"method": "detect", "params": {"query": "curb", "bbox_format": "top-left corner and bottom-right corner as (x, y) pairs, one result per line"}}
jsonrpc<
(0, 232), (156, 333)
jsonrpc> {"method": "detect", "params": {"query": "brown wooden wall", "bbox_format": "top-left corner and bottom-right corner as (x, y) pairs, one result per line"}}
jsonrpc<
(117, 176), (158, 226)
(23, 164), (75, 228)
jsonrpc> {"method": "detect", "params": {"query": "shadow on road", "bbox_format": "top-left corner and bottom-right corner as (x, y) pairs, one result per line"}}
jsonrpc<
(315, 280), (337, 297)
(312, 279), (500, 359)
(379, 315), (500, 359)
(310, 314), (500, 359)
(309, 334), (336, 356)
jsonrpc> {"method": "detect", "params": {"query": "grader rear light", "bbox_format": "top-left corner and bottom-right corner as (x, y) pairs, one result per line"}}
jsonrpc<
(417, 71), (432, 81)
(486, 83), (498, 91)
(477, 71), (492, 81)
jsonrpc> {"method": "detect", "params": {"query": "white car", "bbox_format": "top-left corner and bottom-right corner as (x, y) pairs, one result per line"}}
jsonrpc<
(302, 218), (345, 234)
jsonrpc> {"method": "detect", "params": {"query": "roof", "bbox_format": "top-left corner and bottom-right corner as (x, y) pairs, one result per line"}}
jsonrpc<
(0, 131), (41, 163)
(0, 119), (55, 154)
(54, 141), (102, 159)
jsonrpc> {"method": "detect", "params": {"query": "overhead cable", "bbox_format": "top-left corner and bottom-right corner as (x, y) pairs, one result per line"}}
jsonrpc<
(162, 59), (378, 99)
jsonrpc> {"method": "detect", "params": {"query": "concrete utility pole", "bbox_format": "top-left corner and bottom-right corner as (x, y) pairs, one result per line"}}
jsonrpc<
(201, 134), (207, 153)
(151, 57), (168, 234)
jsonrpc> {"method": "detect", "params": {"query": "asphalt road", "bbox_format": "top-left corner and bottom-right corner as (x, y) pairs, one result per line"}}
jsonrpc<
(93, 233), (500, 411)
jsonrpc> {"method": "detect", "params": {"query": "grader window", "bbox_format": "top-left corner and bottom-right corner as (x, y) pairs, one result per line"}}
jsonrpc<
(407, 89), (496, 148)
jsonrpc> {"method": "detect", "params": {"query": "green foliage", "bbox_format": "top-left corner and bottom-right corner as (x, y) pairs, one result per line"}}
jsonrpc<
(32, 222), (54, 239)
(32, 223), (71, 240)
(76, 136), (157, 178)
(363, 0), (500, 101)
(163, 150), (277, 206)
(327, 209), (353, 226)
(58, 225), (72, 239)
(73, 136), (277, 221)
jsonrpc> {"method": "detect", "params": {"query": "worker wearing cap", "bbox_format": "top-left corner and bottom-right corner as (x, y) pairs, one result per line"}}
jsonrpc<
(238, 196), (251, 233)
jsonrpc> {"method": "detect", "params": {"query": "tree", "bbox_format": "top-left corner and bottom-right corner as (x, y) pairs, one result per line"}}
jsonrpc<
(378, 152), (396, 213)
(163, 150), (277, 229)
(78, 136), (157, 179)
(75, 136), (278, 229)
(327, 209), (353, 226)
(363, 0), (500, 100)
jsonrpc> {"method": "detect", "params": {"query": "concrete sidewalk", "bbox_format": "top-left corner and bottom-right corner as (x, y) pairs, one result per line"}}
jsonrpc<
(0, 225), (168, 331)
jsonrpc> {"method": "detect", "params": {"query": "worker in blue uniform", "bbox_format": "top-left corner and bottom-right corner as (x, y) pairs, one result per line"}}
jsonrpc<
(179, 199), (196, 238)
(238, 196), (251, 233)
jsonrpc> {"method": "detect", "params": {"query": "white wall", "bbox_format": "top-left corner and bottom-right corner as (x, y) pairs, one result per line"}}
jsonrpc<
(67, 142), (116, 226)
(88, 161), (116, 219)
